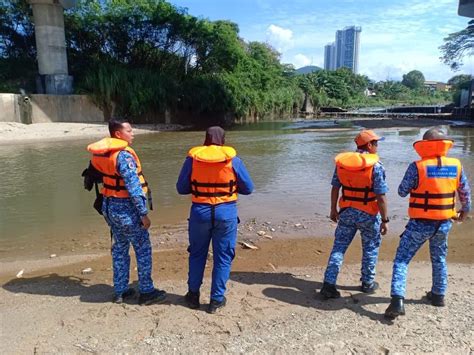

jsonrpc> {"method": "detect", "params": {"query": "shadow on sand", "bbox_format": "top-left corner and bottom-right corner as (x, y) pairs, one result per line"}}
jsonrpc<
(231, 271), (425, 324)
(2, 274), (205, 310)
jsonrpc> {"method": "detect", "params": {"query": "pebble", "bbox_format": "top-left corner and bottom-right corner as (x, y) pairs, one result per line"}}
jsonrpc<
(50, 254), (57, 258)
(16, 269), (24, 278)
(81, 267), (93, 275)
(257, 231), (266, 236)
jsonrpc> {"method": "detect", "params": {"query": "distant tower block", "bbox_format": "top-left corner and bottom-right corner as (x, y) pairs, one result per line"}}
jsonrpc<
(29, 0), (75, 94)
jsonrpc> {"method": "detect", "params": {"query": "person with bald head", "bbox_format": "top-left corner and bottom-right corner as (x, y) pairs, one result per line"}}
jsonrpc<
(176, 126), (254, 313)
(385, 127), (471, 319)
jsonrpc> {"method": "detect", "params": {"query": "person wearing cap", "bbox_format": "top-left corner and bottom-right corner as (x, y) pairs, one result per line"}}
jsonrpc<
(320, 129), (389, 299)
(385, 127), (471, 319)
(176, 126), (254, 314)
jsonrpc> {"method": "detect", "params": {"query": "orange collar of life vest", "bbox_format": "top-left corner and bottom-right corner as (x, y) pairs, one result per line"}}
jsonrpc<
(188, 145), (237, 163)
(87, 138), (129, 154)
(335, 152), (379, 171)
(413, 139), (453, 159)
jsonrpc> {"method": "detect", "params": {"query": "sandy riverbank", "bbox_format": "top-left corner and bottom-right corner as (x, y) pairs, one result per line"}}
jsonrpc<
(0, 122), (186, 145)
(0, 117), (470, 146)
(1, 214), (472, 354)
(1, 227), (473, 353)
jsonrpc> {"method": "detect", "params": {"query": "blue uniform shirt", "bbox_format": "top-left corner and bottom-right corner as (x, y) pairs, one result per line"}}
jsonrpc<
(399, 162), (472, 212)
(176, 156), (254, 221)
(116, 150), (148, 217)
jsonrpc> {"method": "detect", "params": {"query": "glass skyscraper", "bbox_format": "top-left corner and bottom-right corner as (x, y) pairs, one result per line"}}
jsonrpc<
(324, 26), (361, 73)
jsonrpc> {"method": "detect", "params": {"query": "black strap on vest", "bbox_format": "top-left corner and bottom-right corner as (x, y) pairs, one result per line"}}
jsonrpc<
(341, 185), (375, 205)
(191, 179), (237, 198)
(409, 191), (455, 212)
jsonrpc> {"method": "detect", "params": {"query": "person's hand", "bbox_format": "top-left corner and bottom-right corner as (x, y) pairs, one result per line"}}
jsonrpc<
(456, 211), (468, 222)
(380, 222), (388, 236)
(330, 209), (339, 223)
(141, 215), (151, 229)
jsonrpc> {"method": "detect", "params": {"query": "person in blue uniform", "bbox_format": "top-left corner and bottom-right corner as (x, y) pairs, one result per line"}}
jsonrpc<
(176, 126), (254, 313)
(88, 119), (166, 305)
(320, 130), (390, 299)
(385, 128), (471, 319)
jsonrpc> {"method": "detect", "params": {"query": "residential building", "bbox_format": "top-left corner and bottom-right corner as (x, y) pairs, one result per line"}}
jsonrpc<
(424, 81), (452, 92)
(324, 43), (336, 70)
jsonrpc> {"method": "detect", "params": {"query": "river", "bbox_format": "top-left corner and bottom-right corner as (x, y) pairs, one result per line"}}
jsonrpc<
(0, 120), (472, 260)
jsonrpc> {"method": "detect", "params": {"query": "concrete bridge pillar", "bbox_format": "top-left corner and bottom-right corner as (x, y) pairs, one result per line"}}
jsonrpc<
(29, 0), (73, 94)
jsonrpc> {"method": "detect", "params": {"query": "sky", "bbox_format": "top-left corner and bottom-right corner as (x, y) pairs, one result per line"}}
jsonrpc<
(168, 0), (473, 82)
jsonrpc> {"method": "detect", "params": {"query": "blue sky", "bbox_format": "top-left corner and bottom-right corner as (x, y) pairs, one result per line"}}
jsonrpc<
(169, 0), (473, 82)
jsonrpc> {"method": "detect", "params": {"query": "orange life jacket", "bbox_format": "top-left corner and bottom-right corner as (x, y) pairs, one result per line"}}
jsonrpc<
(408, 140), (461, 220)
(188, 145), (238, 205)
(335, 152), (380, 215)
(87, 138), (148, 198)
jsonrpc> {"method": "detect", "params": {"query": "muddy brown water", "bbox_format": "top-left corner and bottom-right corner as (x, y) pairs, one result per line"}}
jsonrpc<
(1, 120), (473, 261)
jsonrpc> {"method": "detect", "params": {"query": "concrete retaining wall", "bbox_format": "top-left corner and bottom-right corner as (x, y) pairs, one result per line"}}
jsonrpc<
(0, 94), (104, 123)
(0, 94), (21, 123)
(30, 95), (104, 123)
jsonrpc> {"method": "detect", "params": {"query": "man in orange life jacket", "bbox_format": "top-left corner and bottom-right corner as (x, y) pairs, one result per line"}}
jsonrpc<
(320, 130), (389, 299)
(87, 119), (166, 305)
(176, 126), (254, 314)
(385, 128), (471, 319)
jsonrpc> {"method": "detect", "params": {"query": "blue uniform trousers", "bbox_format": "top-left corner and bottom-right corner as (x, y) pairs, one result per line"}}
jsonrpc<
(188, 218), (238, 302)
(390, 219), (451, 298)
(324, 208), (382, 285)
(103, 197), (155, 295)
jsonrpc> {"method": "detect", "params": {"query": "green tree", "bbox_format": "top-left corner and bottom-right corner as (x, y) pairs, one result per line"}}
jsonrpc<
(401, 70), (425, 90)
(440, 20), (474, 71)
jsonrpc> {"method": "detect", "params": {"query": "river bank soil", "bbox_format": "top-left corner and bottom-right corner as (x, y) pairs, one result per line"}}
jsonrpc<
(0, 116), (468, 145)
(1, 225), (473, 353)
(0, 122), (185, 145)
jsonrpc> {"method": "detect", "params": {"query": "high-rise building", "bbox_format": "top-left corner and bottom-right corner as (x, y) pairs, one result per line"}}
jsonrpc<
(325, 26), (361, 73)
(324, 43), (336, 70)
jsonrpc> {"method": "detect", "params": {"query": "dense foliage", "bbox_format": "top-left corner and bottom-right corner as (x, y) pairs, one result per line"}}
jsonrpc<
(0, 0), (464, 124)
(440, 20), (474, 71)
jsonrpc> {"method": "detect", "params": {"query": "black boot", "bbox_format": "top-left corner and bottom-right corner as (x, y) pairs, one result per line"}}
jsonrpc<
(320, 282), (341, 299)
(184, 290), (200, 309)
(427, 291), (445, 307)
(207, 297), (227, 314)
(138, 288), (167, 306)
(384, 296), (405, 319)
(113, 288), (136, 304)
(361, 281), (379, 294)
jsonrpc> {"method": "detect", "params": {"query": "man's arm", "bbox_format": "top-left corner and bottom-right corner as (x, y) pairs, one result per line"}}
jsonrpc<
(330, 186), (340, 222)
(376, 194), (388, 235)
(116, 151), (150, 228)
(232, 157), (254, 195)
(457, 168), (472, 221)
(176, 157), (193, 195)
(372, 163), (389, 235)
(330, 168), (341, 222)
(398, 163), (418, 197)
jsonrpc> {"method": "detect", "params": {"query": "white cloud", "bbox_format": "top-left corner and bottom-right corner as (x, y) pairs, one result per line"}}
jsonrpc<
(266, 24), (294, 52)
(293, 54), (311, 68)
